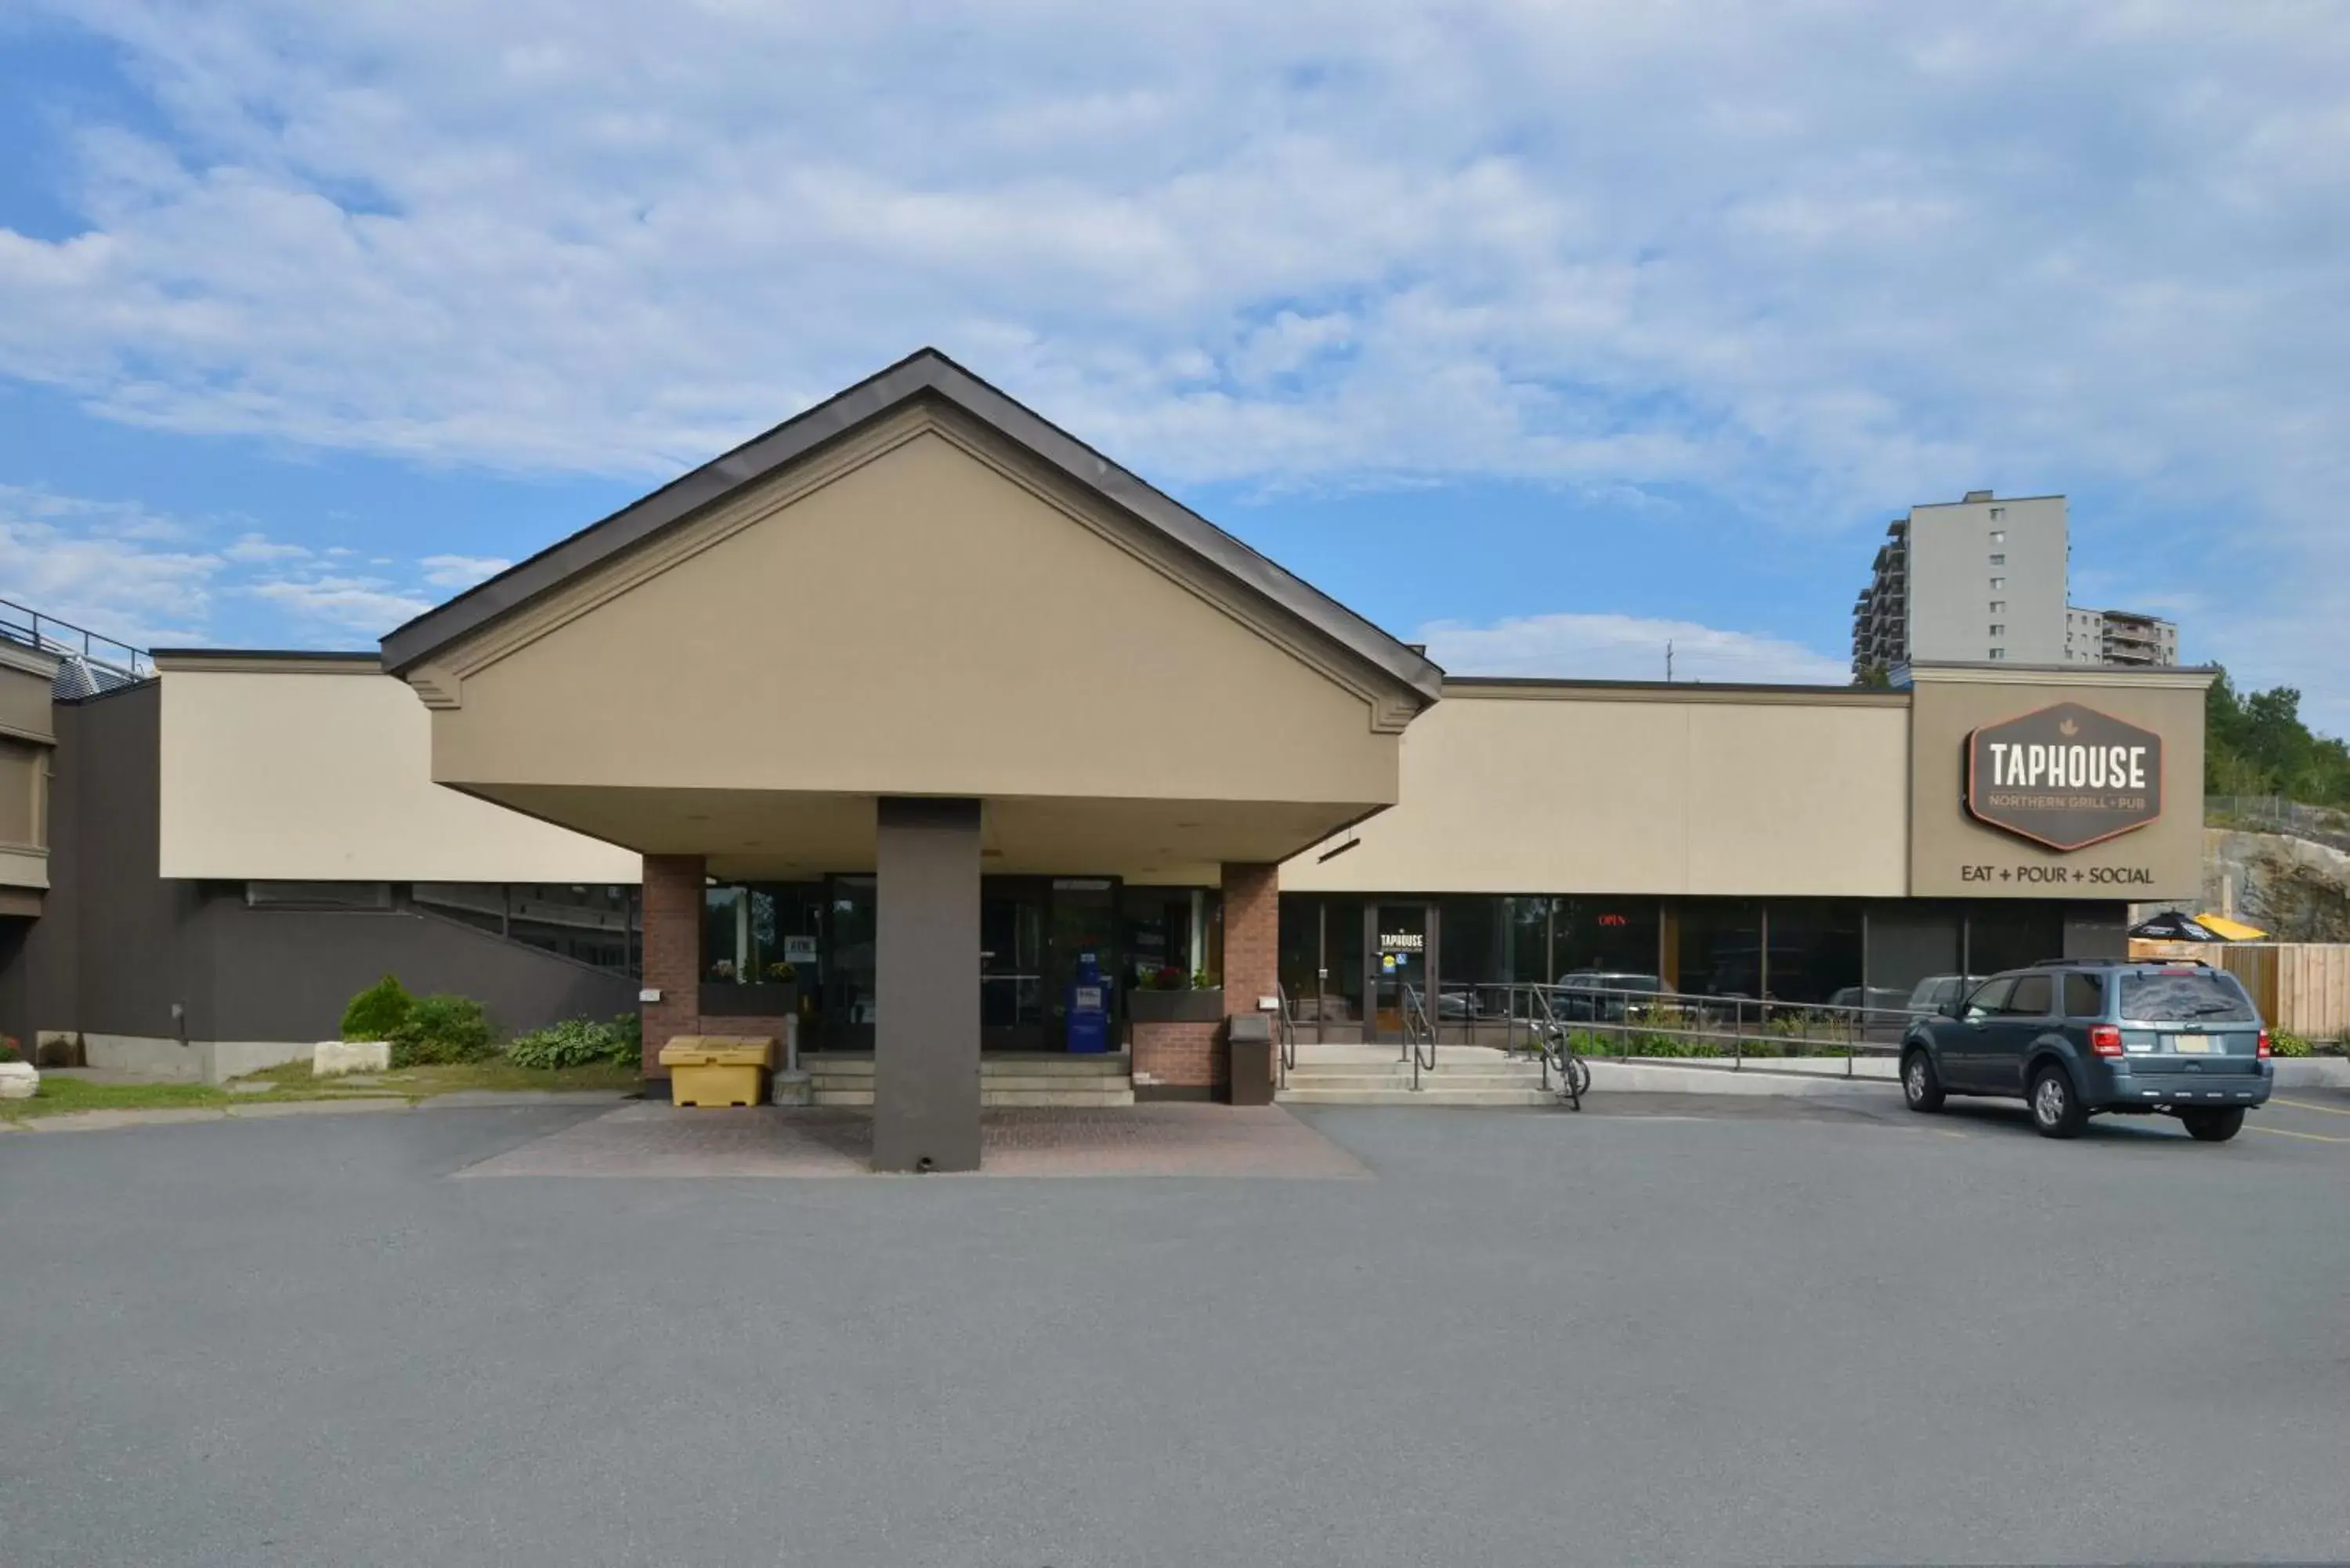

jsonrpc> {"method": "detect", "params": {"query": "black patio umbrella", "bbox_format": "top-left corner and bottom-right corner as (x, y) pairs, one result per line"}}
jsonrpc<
(2129, 909), (2223, 943)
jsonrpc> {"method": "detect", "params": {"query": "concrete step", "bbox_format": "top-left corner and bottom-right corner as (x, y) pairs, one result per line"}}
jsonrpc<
(1275, 1087), (1560, 1107)
(982, 1089), (1135, 1108)
(810, 1088), (1138, 1108)
(982, 1074), (1134, 1093)
(801, 1057), (1132, 1078)
(1285, 1064), (1546, 1081)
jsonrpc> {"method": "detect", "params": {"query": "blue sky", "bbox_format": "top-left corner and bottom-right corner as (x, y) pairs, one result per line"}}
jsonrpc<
(0, 3), (2342, 717)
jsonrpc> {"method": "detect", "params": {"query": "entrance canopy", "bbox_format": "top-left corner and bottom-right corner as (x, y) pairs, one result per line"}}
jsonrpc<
(381, 350), (1441, 879)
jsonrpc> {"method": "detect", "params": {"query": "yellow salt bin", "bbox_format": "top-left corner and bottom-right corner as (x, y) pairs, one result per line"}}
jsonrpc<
(658, 1035), (777, 1107)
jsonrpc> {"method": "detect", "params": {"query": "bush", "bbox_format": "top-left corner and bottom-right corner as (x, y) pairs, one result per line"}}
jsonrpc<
(340, 975), (414, 1042)
(0, 1035), (19, 1062)
(506, 1014), (641, 1071)
(389, 994), (497, 1067)
(2271, 1030), (2316, 1058)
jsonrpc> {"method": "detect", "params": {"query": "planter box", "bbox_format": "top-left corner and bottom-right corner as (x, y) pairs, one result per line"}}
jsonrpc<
(1129, 987), (1224, 1024)
(702, 981), (799, 1019)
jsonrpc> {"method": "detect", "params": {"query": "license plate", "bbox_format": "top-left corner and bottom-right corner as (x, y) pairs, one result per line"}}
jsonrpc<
(2173, 1034), (2214, 1054)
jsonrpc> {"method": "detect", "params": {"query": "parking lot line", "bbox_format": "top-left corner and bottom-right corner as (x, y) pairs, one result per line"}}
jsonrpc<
(2271, 1097), (2350, 1118)
(2249, 1123), (2350, 1144)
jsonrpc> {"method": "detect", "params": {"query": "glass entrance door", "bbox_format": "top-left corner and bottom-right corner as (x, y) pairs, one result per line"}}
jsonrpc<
(981, 878), (1048, 1050)
(1046, 878), (1117, 1051)
(1368, 903), (1432, 1042)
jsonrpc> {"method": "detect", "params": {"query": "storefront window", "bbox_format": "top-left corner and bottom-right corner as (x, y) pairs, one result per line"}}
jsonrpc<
(1763, 899), (1864, 1004)
(1673, 899), (1762, 998)
(1434, 894), (1511, 1018)
(414, 882), (638, 976)
(827, 876), (878, 1028)
(1965, 901), (2066, 976)
(1278, 897), (1321, 1008)
(1322, 894), (1365, 1024)
(1555, 897), (1662, 981)
(1121, 886), (1195, 989)
(1510, 897), (1552, 988)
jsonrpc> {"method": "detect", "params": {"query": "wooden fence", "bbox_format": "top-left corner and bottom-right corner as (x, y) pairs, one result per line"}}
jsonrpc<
(2128, 941), (2350, 1040)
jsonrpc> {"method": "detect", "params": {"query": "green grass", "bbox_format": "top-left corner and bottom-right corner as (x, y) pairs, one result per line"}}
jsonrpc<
(251, 1060), (642, 1096)
(2, 1057), (640, 1122)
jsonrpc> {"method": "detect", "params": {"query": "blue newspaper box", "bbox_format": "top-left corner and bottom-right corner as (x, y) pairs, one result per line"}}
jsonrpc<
(1065, 951), (1113, 1054)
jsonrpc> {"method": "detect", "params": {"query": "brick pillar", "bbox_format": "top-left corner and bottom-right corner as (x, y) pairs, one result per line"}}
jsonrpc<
(1220, 861), (1279, 1067)
(640, 854), (705, 1078)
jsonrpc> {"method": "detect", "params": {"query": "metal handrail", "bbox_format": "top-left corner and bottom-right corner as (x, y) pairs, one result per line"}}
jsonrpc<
(0, 596), (151, 681)
(1275, 984), (1298, 1089)
(1459, 982), (1907, 1076)
(1401, 982), (1437, 1089)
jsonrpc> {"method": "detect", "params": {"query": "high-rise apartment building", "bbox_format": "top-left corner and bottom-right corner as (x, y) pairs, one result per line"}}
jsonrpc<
(1851, 491), (2178, 676)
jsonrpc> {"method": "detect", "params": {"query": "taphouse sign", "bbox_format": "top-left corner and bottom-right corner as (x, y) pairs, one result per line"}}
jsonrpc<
(1965, 702), (2163, 851)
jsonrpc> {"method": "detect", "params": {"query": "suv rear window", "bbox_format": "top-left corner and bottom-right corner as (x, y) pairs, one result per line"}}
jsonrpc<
(2119, 971), (2257, 1024)
(2063, 972), (2104, 1017)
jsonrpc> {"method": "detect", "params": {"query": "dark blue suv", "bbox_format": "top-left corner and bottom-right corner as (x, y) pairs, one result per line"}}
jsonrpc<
(1900, 960), (2272, 1141)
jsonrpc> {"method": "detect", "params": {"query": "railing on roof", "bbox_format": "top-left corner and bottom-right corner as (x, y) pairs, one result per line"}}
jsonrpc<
(0, 597), (154, 694)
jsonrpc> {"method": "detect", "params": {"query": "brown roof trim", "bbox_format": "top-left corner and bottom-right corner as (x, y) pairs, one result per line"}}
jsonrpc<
(1443, 674), (1909, 704)
(378, 348), (1444, 703)
(154, 649), (382, 675)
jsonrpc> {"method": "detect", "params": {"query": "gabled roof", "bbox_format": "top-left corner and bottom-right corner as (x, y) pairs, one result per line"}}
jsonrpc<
(380, 349), (1444, 703)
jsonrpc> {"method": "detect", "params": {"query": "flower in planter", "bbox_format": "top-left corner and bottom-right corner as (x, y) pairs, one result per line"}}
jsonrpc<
(764, 961), (797, 983)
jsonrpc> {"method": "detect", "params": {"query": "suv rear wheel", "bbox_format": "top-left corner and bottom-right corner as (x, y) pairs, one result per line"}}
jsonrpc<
(1902, 1050), (1945, 1112)
(2029, 1064), (2087, 1140)
(2179, 1106), (2246, 1143)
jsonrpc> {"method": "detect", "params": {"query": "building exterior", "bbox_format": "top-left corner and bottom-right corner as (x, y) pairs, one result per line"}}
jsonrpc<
(1853, 492), (2176, 675)
(2066, 605), (2179, 668)
(0, 352), (2218, 1169)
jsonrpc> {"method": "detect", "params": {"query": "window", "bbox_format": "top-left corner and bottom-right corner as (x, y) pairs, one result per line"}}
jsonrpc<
(2063, 972), (2105, 1017)
(1989, 576), (2006, 590)
(1988, 553), (2006, 565)
(1989, 624), (2005, 636)
(1990, 527), (2006, 541)
(248, 880), (392, 909)
(2001, 973), (2053, 1017)
(1990, 601), (2005, 612)
(1988, 649), (2005, 659)
(1989, 507), (2005, 519)
(2120, 971), (2257, 1023)
(1965, 976), (2016, 1017)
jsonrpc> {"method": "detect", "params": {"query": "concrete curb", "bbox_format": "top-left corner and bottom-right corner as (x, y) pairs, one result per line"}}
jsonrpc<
(2272, 1058), (2350, 1090)
(1585, 1060), (1901, 1098)
(2, 1091), (630, 1135)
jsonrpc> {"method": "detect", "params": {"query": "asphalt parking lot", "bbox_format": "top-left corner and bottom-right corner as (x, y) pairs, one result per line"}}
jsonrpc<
(5, 1090), (2350, 1567)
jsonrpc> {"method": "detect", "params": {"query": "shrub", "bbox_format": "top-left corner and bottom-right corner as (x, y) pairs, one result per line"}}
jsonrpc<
(389, 994), (497, 1067)
(2271, 1030), (2316, 1058)
(507, 1014), (641, 1071)
(0, 1035), (20, 1062)
(340, 975), (414, 1042)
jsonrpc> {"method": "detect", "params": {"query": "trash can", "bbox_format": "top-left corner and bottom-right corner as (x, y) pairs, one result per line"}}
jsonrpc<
(657, 1035), (776, 1107)
(1227, 1014), (1274, 1107)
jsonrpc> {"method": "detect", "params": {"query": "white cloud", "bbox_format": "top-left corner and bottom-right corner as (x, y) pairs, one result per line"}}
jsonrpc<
(418, 552), (510, 588)
(0, 2), (2345, 711)
(0, 484), (217, 648)
(1418, 613), (1850, 687)
(241, 574), (432, 634)
(223, 531), (309, 562)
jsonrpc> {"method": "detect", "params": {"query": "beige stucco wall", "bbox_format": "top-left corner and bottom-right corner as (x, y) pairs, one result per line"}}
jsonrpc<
(158, 663), (642, 883)
(423, 415), (1405, 823)
(1282, 685), (1914, 897)
(1906, 665), (2209, 898)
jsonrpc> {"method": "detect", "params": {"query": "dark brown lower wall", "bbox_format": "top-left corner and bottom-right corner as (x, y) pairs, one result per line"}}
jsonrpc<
(1133, 1020), (1224, 1099)
(197, 900), (637, 1043)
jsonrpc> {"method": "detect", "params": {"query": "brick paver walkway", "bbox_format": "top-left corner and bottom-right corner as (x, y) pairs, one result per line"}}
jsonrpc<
(458, 1102), (1369, 1180)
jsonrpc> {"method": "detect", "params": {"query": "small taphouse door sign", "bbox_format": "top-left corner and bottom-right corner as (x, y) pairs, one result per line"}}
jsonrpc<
(1965, 701), (2163, 851)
